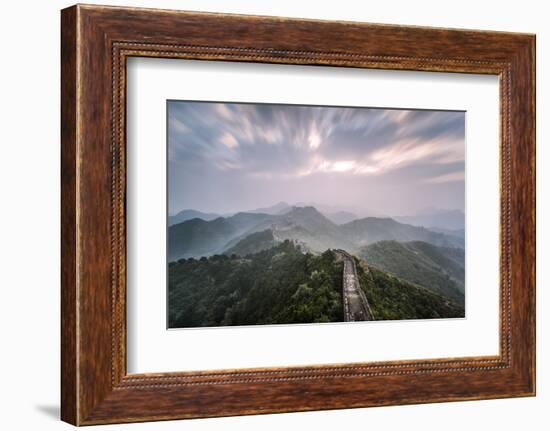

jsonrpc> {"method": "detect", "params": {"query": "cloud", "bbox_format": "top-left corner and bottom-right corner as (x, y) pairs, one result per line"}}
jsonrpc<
(425, 170), (465, 184)
(167, 101), (465, 213)
(220, 132), (239, 149)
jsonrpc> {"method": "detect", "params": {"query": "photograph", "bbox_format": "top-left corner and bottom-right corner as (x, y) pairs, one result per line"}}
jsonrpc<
(50, 2), (537, 426)
(167, 101), (466, 328)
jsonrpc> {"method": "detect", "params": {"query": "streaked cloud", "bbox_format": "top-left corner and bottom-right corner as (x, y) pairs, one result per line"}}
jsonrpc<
(168, 101), (465, 215)
(425, 171), (465, 184)
(220, 132), (239, 149)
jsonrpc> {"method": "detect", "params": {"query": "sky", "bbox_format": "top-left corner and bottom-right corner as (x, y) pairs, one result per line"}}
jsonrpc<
(167, 101), (465, 216)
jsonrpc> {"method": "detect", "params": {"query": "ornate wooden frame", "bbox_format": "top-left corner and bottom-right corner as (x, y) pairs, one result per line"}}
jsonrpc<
(61, 4), (536, 425)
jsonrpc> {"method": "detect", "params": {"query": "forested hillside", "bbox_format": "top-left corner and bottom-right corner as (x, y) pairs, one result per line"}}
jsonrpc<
(355, 258), (464, 320)
(358, 240), (465, 305)
(169, 240), (465, 328)
(169, 241), (344, 328)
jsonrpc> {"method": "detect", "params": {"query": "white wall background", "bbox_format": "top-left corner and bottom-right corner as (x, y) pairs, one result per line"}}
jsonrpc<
(0, 0), (546, 429)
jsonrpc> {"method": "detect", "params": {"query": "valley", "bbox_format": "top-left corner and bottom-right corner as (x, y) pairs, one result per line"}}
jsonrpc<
(168, 205), (466, 328)
(168, 205), (464, 262)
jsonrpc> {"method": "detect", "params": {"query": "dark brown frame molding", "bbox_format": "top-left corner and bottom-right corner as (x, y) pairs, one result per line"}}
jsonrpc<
(61, 4), (536, 425)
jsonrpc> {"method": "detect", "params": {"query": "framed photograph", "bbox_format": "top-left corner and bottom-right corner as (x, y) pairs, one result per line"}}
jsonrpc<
(165, 100), (466, 328)
(61, 4), (536, 425)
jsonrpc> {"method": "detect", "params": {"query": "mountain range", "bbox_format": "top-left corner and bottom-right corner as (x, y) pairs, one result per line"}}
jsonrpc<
(394, 208), (465, 231)
(168, 209), (220, 226)
(358, 240), (465, 304)
(170, 204), (464, 229)
(168, 204), (467, 325)
(168, 202), (292, 226)
(168, 205), (464, 262)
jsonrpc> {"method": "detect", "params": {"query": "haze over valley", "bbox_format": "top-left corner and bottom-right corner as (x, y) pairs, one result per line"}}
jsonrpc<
(168, 203), (465, 261)
(168, 203), (465, 327)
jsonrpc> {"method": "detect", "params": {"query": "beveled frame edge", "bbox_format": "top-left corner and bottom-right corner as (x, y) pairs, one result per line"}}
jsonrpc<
(61, 4), (535, 426)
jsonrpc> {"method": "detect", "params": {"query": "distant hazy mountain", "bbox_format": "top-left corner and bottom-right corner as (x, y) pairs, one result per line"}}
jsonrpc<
(245, 201), (291, 215)
(169, 206), (353, 261)
(358, 240), (464, 304)
(168, 205), (464, 261)
(224, 229), (279, 257)
(295, 202), (385, 218)
(223, 206), (355, 255)
(274, 206), (355, 251)
(341, 217), (464, 249)
(323, 210), (358, 225)
(429, 227), (465, 240)
(168, 212), (273, 260)
(168, 209), (220, 226)
(394, 209), (465, 231)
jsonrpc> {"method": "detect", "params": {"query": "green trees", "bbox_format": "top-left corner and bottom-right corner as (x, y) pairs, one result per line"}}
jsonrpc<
(168, 241), (343, 328)
(358, 240), (465, 305)
(168, 240), (465, 329)
(355, 260), (464, 320)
